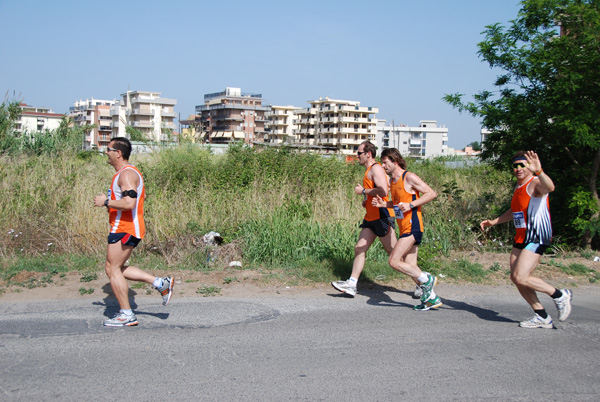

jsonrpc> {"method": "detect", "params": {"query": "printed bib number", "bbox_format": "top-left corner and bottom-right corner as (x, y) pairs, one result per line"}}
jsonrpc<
(393, 204), (404, 219)
(512, 211), (526, 229)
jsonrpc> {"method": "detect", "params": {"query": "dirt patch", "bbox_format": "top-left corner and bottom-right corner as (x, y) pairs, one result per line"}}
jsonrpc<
(1, 251), (598, 302)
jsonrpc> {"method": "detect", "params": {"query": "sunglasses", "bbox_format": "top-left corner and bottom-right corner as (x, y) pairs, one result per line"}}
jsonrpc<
(106, 147), (118, 153)
(357, 151), (365, 156)
(512, 162), (528, 169)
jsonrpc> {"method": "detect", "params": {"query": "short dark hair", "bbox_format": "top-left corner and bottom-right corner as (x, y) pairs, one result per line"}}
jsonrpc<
(511, 150), (527, 162)
(381, 148), (407, 170)
(361, 140), (377, 158)
(110, 137), (132, 160)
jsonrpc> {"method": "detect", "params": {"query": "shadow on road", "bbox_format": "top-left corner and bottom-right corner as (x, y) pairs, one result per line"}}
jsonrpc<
(440, 297), (517, 323)
(329, 282), (517, 323)
(91, 283), (169, 320)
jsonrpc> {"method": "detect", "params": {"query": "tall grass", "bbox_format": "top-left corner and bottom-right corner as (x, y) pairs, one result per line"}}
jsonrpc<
(0, 144), (515, 278)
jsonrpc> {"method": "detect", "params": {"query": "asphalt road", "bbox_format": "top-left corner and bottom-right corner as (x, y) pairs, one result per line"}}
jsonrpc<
(1, 284), (599, 401)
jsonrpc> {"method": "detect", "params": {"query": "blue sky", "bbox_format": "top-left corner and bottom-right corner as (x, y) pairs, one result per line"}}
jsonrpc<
(0, 0), (522, 148)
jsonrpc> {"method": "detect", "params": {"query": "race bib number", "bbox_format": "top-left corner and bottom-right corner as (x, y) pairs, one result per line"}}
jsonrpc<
(512, 211), (526, 229)
(393, 204), (404, 219)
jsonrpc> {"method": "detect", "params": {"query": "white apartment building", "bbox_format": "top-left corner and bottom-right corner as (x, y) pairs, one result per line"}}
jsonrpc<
(264, 105), (303, 145)
(68, 98), (117, 149)
(293, 97), (378, 155)
(480, 128), (491, 150)
(14, 103), (64, 135)
(111, 91), (177, 144)
(376, 120), (449, 158)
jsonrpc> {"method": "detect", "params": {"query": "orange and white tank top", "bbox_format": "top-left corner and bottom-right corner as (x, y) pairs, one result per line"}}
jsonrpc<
(363, 163), (394, 222)
(390, 171), (424, 235)
(511, 177), (552, 245)
(108, 165), (146, 239)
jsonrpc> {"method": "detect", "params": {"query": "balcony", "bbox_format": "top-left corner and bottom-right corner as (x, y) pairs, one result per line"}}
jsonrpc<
(269, 118), (287, 125)
(129, 109), (154, 116)
(293, 118), (315, 125)
(161, 110), (177, 118)
(196, 104), (270, 112)
(340, 116), (372, 124)
(339, 105), (379, 114)
(130, 97), (176, 106)
(132, 121), (153, 128)
(213, 115), (244, 121)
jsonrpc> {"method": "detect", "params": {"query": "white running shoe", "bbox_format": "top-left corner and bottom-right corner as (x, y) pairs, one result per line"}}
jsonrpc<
(554, 289), (573, 321)
(413, 285), (423, 299)
(331, 280), (357, 297)
(519, 313), (553, 329)
(104, 312), (138, 327)
(157, 276), (174, 306)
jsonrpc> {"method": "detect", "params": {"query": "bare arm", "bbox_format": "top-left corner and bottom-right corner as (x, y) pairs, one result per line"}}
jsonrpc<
(93, 169), (139, 211)
(404, 172), (437, 209)
(371, 195), (393, 208)
(480, 209), (513, 231)
(524, 150), (555, 196)
(368, 164), (389, 198)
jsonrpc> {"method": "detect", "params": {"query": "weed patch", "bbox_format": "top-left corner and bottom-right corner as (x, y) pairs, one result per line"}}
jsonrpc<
(197, 285), (221, 296)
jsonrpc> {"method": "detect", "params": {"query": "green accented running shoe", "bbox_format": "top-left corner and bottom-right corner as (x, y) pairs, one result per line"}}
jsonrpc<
(413, 296), (443, 311)
(419, 273), (437, 302)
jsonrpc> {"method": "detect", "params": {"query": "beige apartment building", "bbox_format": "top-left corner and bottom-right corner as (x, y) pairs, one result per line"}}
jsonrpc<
(195, 87), (269, 144)
(14, 103), (64, 135)
(293, 97), (379, 155)
(68, 99), (116, 149)
(264, 105), (303, 145)
(111, 91), (177, 144)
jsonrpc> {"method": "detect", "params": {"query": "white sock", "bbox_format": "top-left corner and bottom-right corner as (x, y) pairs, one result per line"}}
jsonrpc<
(120, 309), (133, 316)
(417, 272), (428, 284)
(348, 277), (358, 285)
(153, 277), (163, 288)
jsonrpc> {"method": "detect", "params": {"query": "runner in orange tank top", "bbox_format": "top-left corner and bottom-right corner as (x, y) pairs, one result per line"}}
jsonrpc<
(331, 141), (396, 297)
(480, 150), (572, 329)
(93, 137), (174, 327)
(372, 148), (441, 310)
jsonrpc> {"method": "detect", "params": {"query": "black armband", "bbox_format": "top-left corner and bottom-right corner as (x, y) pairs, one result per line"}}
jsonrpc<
(122, 190), (138, 198)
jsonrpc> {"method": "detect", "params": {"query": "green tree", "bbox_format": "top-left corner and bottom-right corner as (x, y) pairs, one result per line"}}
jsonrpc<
(444, 0), (600, 248)
(0, 100), (21, 152)
(126, 126), (148, 143)
(467, 141), (481, 151)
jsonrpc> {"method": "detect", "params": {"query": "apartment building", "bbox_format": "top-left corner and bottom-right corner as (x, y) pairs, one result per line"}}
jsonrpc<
(111, 91), (177, 144)
(264, 105), (303, 145)
(68, 98), (117, 149)
(14, 103), (64, 135)
(376, 120), (449, 158)
(195, 87), (269, 144)
(293, 97), (379, 155)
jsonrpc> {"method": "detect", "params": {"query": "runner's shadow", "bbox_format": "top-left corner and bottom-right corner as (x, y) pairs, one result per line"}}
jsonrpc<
(92, 283), (169, 320)
(441, 297), (517, 323)
(362, 282), (415, 308)
(327, 281), (416, 308)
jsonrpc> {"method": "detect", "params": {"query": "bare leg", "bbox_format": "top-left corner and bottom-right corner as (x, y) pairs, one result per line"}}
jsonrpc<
(350, 228), (377, 280)
(105, 242), (155, 310)
(388, 235), (422, 279)
(105, 242), (134, 311)
(510, 247), (556, 311)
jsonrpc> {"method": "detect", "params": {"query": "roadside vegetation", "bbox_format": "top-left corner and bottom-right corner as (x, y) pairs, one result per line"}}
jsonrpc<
(1, 132), (598, 295)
